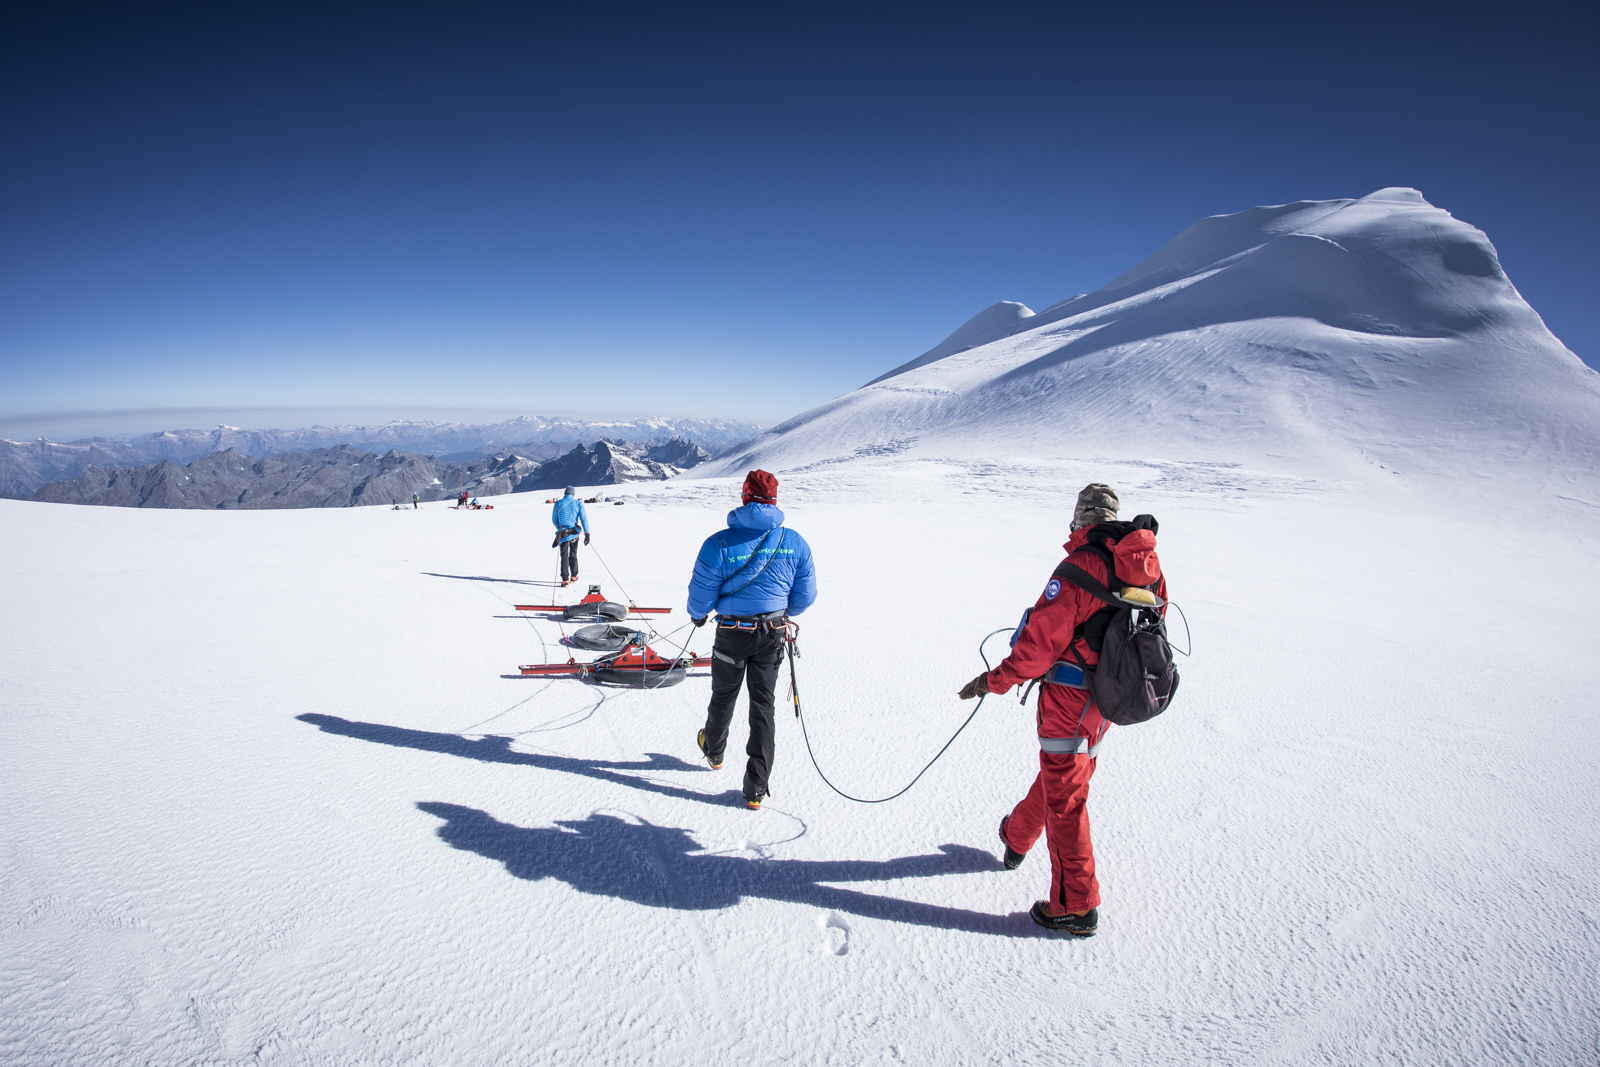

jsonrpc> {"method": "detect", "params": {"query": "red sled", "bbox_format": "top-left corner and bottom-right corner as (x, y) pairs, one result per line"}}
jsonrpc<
(515, 584), (671, 621)
(518, 642), (707, 688)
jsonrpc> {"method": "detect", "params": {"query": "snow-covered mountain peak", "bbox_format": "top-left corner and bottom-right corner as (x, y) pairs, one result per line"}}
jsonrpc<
(975, 186), (1517, 346)
(867, 300), (1038, 385)
(704, 189), (1600, 506)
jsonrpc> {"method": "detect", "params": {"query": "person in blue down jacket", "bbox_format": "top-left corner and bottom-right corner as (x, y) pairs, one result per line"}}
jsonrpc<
(551, 486), (590, 587)
(687, 469), (817, 809)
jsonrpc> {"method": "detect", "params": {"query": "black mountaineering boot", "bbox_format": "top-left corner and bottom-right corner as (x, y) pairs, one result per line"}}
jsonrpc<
(998, 815), (1026, 870)
(1030, 902), (1098, 937)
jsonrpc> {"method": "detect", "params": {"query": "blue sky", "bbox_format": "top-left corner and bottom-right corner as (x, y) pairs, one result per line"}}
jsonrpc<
(2, 1), (1595, 439)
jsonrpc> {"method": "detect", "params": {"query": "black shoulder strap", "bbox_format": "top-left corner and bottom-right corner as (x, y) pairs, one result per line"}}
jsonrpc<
(1056, 561), (1120, 608)
(1056, 540), (1120, 603)
(1051, 542), (1128, 657)
(717, 527), (785, 600)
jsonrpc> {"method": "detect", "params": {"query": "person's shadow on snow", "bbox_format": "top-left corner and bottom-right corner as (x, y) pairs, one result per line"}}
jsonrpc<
(416, 803), (1035, 937)
(298, 713), (745, 808)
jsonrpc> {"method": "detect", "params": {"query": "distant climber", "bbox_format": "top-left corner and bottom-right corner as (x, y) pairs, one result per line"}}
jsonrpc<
(551, 486), (590, 587)
(687, 470), (817, 810)
(957, 483), (1169, 937)
(411, 492), (419, 509)
(457, 489), (469, 508)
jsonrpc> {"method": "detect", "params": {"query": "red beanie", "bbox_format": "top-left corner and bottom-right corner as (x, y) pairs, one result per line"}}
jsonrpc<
(741, 469), (778, 504)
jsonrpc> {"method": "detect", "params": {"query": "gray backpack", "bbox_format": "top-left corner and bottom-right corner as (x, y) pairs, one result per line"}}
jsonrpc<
(1057, 537), (1179, 726)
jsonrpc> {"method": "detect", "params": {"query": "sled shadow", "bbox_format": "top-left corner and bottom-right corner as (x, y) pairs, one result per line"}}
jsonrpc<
(423, 572), (562, 587)
(417, 803), (1035, 937)
(298, 714), (745, 808)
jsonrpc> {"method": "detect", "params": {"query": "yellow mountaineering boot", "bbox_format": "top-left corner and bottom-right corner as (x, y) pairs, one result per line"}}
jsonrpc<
(696, 729), (722, 770)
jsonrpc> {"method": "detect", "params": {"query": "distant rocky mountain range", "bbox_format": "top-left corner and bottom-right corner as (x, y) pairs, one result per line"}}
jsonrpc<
(30, 437), (715, 510)
(533, 439), (708, 490)
(0, 415), (759, 498)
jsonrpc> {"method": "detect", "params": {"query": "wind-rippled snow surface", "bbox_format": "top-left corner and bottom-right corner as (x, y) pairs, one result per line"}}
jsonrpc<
(3, 455), (1598, 1065)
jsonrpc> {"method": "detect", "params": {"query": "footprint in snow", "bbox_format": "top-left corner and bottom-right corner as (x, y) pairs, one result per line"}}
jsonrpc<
(821, 912), (850, 956)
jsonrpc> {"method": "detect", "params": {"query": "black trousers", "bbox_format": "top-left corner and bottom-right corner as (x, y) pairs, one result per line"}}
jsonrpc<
(702, 625), (785, 801)
(558, 539), (579, 581)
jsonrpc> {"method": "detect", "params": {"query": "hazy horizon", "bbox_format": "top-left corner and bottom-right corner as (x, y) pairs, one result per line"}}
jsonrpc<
(0, 405), (769, 444)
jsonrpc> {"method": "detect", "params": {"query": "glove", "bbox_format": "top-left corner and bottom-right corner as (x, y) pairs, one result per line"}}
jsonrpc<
(692, 616), (707, 628)
(583, 532), (590, 545)
(958, 672), (991, 700)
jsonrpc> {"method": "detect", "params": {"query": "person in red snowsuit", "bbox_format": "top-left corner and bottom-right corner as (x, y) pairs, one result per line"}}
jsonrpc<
(959, 483), (1167, 937)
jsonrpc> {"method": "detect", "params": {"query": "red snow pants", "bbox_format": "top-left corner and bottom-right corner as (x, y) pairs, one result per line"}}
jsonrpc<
(1003, 751), (1100, 913)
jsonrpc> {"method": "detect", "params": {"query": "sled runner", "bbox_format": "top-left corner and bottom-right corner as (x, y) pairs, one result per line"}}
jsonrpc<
(515, 584), (671, 620)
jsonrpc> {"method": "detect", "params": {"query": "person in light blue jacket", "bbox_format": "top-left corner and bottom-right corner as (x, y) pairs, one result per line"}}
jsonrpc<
(551, 487), (590, 586)
(687, 469), (817, 809)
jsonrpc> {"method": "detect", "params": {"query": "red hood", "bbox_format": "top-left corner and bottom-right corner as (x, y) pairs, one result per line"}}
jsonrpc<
(1065, 527), (1162, 587)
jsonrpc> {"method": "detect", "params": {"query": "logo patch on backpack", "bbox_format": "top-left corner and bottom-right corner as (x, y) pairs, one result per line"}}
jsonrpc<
(1044, 579), (1061, 600)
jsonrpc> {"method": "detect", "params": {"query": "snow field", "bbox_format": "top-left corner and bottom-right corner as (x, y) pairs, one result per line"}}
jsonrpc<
(3, 455), (1598, 1065)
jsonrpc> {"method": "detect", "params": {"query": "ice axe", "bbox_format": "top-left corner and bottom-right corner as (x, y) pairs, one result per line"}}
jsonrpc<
(784, 620), (802, 718)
